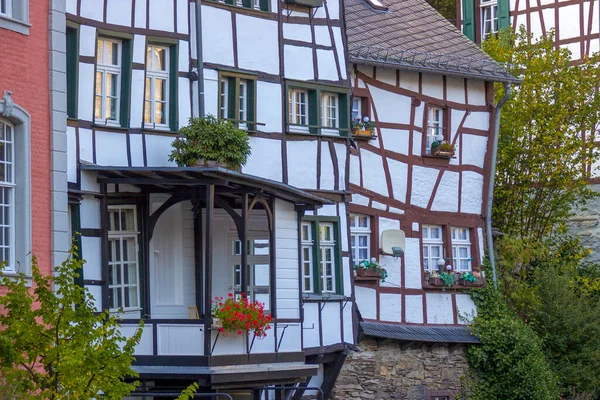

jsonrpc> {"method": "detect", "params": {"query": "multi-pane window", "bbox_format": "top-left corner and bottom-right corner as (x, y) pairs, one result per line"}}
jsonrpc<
(220, 78), (229, 120)
(481, 0), (498, 39)
(239, 80), (247, 128)
(451, 227), (472, 271)
(213, 0), (268, 11)
(145, 44), (170, 129)
(230, 237), (270, 310)
(422, 225), (444, 272)
(219, 74), (256, 130)
(0, 121), (13, 272)
(108, 206), (140, 311)
(0, 0), (11, 16)
(288, 88), (308, 132)
(426, 106), (444, 153)
(95, 38), (122, 125)
(351, 97), (361, 121)
(301, 220), (340, 294)
(321, 92), (339, 132)
(350, 214), (370, 264)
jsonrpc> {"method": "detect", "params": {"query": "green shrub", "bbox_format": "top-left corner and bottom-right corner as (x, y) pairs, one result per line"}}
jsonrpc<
(169, 116), (251, 170)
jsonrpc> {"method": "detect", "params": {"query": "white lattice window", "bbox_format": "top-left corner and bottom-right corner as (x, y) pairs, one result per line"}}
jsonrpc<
(230, 236), (271, 310)
(481, 0), (498, 39)
(220, 78), (228, 120)
(426, 106), (444, 153)
(288, 88), (308, 132)
(422, 224), (444, 272)
(301, 222), (314, 293)
(319, 223), (336, 293)
(351, 97), (361, 121)
(350, 214), (371, 265)
(0, 121), (14, 272)
(95, 38), (121, 125)
(321, 92), (339, 132)
(239, 79), (248, 129)
(451, 227), (472, 271)
(144, 44), (170, 129)
(108, 206), (140, 311)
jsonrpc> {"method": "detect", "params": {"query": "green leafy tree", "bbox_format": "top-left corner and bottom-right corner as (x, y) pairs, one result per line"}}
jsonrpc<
(483, 28), (600, 240)
(0, 254), (143, 399)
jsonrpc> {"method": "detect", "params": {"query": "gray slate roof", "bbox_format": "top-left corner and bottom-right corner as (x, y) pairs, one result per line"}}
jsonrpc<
(361, 321), (481, 343)
(344, 0), (519, 83)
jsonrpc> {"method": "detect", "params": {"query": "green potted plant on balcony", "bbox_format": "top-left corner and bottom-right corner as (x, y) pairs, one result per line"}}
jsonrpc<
(353, 258), (388, 282)
(431, 140), (455, 158)
(352, 117), (376, 137)
(211, 293), (272, 338)
(169, 116), (251, 171)
(458, 271), (484, 287)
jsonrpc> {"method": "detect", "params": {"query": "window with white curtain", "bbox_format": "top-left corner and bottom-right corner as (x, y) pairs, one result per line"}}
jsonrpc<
(95, 38), (122, 125)
(422, 224), (444, 272)
(350, 214), (371, 264)
(451, 227), (472, 271)
(288, 88), (309, 132)
(144, 45), (170, 129)
(481, 0), (498, 39)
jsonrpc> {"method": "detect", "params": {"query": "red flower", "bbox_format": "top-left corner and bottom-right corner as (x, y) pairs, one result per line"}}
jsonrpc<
(219, 327), (224, 332)
(237, 330), (242, 335)
(228, 293), (233, 297)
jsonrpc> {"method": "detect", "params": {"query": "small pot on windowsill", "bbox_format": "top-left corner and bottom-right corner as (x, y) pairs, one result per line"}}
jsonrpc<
(430, 147), (455, 158)
(428, 276), (444, 286)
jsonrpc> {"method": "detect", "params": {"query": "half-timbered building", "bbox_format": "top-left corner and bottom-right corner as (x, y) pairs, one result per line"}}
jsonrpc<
(63, 0), (353, 397)
(332, 0), (517, 397)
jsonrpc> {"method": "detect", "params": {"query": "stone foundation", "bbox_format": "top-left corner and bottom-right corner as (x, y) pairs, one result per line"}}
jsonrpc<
(570, 184), (600, 264)
(332, 337), (470, 400)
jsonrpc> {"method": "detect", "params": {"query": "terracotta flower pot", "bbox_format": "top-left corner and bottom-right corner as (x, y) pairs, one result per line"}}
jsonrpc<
(429, 277), (443, 286)
(431, 147), (455, 158)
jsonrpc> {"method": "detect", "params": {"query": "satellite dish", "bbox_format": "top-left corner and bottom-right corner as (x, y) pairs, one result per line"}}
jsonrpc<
(382, 229), (406, 257)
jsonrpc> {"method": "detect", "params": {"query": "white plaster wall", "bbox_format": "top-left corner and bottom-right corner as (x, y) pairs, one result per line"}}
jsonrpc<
(87, 285), (102, 311)
(82, 237), (102, 280)
(129, 134), (144, 166)
(66, 0), (77, 14)
(320, 142), (335, 190)
(283, 23), (312, 42)
(460, 171), (484, 214)
(106, 0), (132, 27)
(412, 131), (422, 156)
(334, 142), (347, 190)
(177, 0), (189, 34)
(134, 0), (147, 28)
(343, 301), (354, 343)
(95, 131), (128, 166)
(148, 0), (175, 32)
(275, 200), (300, 319)
(466, 80), (486, 106)
(322, 302), (342, 345)
(477, 227), (485, 263)
(303, 302), (321, 348)
(78, 62), (95, 121)
(314, 25), (331, 46)
(326, 0), (340, 19)
(410, 166), (439, 209)
(80, 195), (100, 229)
(287, 140), (317, 189)
(352, 194), (369, 207)
(355, 285), (377, 319)
(377, 68), (396, 86)
(381, 128), (409, 155)
(461, 134), (488, 168)
(243, 137), (282, 182)
(379, 293), (402, 322)
(66, 127), (77, 183)
(405, 295), (424, 323)
(387, 158), (408, 203)
(446, 77), (465, 104)
(80, 0), (103, 21)
(277, 324), (302, 352)
(133, 35), (146, 64)
(559, 4), (580, 40)
(178, 41), (189, 72)
(256, 81), (282, 133)
(464, 111), (490, 131)
(349, 154), (360, 186)
(318, 204), (337, 217)
(404, 237), (422, 289)
(431, 171), (459, 213)
(450, 109), (466, 143)
(369, 86), (412, 125)
(178, 78), (191, 128)
(203, 69), (219, 118)
(456, 294), (477, 324)
(284, 45), (314, 81)
(80, 170), (100, 193)
(421, 74), (444, 99)
(360, 148), (388, 195)
(202, 6), (234, 66)
(426, 293), (454, 324)
(399, 70), (419, 92)
(414, 104), (424, 129)
(145, 135), (175, 167)
(237, 15), (279, 74)
(317, 49), (338, 81)
(130, 69), (145, 128)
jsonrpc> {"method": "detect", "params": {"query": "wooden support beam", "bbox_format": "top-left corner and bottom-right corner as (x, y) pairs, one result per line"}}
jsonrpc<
(203, 184), (215, 361)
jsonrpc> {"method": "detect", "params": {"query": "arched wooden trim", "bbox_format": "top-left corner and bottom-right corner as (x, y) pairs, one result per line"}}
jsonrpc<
(247, 193), (274, 233)
(148, 193), (191, 240)
(214, 194), (243, 240)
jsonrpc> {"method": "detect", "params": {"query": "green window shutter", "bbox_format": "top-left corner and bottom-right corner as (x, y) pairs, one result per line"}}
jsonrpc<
(462, 0), (475, 42)
(246, 80), (256, 131)
(242, 0), (252, 8)
(225, 0), (234, 5)
(308, 89), (319, 134)
(69, 202), (84, 287)
(259, 0), (269, 11)
(120, 39), (132, 128)
(227, 76), (237, 121)
(498, 0), (510, 31)
(338, 93), (349, 137)
(169, 44), (178, 132)
(66, 27), (78, 118)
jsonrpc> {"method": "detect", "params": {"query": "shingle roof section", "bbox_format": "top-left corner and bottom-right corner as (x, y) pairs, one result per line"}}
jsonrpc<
(344, 0), (519, 83)
(360, 321), (481, 344)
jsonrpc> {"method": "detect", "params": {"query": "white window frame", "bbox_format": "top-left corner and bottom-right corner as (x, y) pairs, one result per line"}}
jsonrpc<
(350, 213), (371, 265)
(301, 222), (314, 293)
(253, 0), (261, 9)
(230, 235), (271, 311)
(451, 227), (472, 272)
(144, 44), (170, 130)
(108, 205), (141, 312)
(351, 97), (362, 122)
(288, 88), (309, 133)
(319, 222), (336, 293)
(422, 224), (444, 273)
(481, 0), (498, 39)
(0, 0), (11, 17)
(0, 121), (15, 273)
(321, 92), (339, 135)
(220, 78), (228, 120)
(95, 38), (122, 126)
(238, 79), (248, 130)
(426, 106), (444, 154)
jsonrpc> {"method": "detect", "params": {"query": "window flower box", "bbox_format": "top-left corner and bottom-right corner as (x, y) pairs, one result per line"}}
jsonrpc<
(353, 259), (387, 282)
(353, 129), (374, 137)
(430, 140), (455, 158)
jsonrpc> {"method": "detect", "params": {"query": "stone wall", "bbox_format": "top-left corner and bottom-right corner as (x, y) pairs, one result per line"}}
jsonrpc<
(332, 337), (470, 400)
(569, 184), (600, 264)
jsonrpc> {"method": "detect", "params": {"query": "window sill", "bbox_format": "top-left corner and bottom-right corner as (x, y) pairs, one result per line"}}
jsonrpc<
(0, 272), (33, 286)
(205, 0), (271, 15)
(422, 154), (455, 167)
(143, 127), (178, 135)
(92, 123), (129, 132)
(0, 14), (30, 35)
(286, 130), (348, 139)
(352, 134), (377, 141)
(302, 293), (347, 302)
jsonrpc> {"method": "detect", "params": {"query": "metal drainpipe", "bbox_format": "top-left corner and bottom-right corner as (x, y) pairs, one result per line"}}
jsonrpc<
(486, 82), (511, 284)
(195, 0), (205, 118)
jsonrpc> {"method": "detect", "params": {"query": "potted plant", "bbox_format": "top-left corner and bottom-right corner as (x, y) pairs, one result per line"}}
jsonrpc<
(211, 293), (272, 337)
(459, 271), (484, 287)
(352, 116), (376, 137)
(169, 116), (252, 171)
(440, 271), (455, 288)
(431, 140), (455, 158)
(353, 258), (387, 282)
(428, 272), (442, 286)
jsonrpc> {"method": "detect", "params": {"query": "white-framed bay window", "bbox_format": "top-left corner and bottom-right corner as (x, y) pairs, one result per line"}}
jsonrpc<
(350, 213), (371, 264)
(321, 92), (339, 134)
(108, 206), (141, 312)
(422, 224), (443, 272)
(288, 88), (309, 133)
(481, 0), (498, 39)
(95, 38), (122, 125)
(451, 227), (472, 271)
(0, 121), (14, 272)
(426, 106), (444, 153)
(145, 44), (170, 129)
